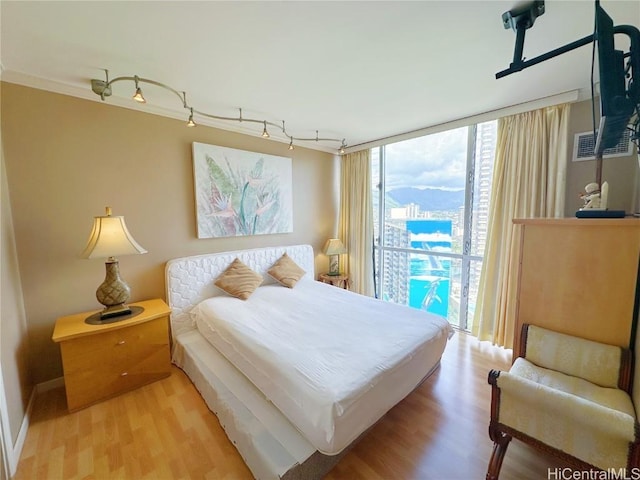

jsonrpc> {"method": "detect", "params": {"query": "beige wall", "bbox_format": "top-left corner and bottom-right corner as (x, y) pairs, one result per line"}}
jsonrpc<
(0, 83), (32, 448)
(1, 157), (31, 445)
(1, 82), (338, 384)
(565, 98), (638, 216)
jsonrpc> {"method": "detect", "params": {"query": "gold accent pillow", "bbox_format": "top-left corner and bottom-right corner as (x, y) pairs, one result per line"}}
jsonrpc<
(214, 258), (263, 300)
(267, 253), (306, 288)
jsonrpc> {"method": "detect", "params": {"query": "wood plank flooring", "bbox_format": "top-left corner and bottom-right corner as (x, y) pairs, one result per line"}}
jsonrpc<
(14, 332), (569, 479)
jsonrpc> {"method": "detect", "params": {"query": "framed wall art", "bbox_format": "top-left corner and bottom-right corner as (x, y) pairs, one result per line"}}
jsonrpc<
(192, 142), (293, 238)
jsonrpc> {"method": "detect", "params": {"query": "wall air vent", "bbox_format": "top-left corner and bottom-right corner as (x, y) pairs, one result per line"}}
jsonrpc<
(572, 129), (633, 161)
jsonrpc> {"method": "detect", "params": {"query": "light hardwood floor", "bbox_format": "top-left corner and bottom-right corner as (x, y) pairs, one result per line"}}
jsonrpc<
(15, 332), (569, 479)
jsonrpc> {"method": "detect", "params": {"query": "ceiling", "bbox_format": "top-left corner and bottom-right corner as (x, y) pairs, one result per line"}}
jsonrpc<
(1, 1), (639, 154)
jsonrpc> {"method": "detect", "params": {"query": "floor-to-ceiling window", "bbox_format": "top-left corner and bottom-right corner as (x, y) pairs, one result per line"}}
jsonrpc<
(372, 121), (497, 330)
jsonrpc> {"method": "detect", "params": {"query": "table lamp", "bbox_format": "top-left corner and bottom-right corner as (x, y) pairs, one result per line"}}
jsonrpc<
(323, 238), (346, 276)
(81, 207), (147, 321)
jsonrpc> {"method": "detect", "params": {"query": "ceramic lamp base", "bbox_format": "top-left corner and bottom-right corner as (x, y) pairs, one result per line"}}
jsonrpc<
(95, 259), (132, 318)
(328, 255), (340, 276)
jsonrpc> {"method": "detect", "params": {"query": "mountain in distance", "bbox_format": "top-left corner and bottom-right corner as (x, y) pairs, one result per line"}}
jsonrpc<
(386, 187), (465, 211)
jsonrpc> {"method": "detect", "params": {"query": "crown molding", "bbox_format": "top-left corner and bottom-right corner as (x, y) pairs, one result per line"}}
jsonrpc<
(346, 89), (582, 154)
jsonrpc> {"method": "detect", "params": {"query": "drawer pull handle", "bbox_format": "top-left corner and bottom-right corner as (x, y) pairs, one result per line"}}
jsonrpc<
(120, 372), (128, 377)
(116, 340), (126, 345)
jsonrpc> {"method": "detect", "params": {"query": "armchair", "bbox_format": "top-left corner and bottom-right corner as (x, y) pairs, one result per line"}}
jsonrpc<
(486, 324), (640, 479)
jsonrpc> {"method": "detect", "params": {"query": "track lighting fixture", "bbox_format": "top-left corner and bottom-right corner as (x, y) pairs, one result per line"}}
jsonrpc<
(90, 69), (348, 154)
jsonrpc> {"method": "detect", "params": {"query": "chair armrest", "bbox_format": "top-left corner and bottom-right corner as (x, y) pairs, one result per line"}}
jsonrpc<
(489, 369), (636, 441)
(520, 324), (630, 390)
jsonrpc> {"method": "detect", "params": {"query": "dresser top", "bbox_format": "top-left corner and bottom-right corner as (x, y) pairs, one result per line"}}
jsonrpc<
(513, 217), (640, 226)
(52, 298), (171, 342)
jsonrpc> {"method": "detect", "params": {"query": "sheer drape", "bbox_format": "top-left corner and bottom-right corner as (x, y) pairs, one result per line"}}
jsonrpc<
(338, 150), (374, 296)
(472, 103), (571, 347)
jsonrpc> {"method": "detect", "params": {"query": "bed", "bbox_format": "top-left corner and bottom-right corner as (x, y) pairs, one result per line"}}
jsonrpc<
(165, 244), (452, 479)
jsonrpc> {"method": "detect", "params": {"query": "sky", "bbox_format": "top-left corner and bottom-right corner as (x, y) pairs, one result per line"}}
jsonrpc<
(381, 127), (469, 191)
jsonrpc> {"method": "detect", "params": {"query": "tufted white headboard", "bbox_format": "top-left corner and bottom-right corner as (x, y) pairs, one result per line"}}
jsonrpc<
(165, 244), (315, 338)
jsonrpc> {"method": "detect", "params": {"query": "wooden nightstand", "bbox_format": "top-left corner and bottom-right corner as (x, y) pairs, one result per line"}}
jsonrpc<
(52, 298), (172, 411)
(319, 273), (350, 290)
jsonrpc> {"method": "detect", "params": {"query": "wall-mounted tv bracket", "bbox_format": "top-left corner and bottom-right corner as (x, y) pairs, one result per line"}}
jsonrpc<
(497, 0), (593, 79)
(496, 0), (639, 86)
(496, 0), (640, 184)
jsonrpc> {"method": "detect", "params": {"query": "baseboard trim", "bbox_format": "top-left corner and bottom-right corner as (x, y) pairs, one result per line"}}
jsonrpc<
(8, 386), (34, 476)
(6, 376), (64, 476)
(36, 376), (64, 393)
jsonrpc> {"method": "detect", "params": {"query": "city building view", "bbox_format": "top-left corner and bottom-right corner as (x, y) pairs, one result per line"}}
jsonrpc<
(372, 121), (497, 330)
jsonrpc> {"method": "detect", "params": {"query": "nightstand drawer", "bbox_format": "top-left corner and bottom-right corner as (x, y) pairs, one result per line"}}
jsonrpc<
(61, 317), (168, 374)
(54, 300), (172, 411)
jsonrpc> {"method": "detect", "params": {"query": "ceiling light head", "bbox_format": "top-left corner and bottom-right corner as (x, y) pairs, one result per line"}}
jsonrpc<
(187, 108), (196, 127)
(133, 87), (146, 103)
(91, 79), (112, 99)
(132, 75), (146, 103)
(288, 139), (294, 151)
(262, 121), (270, 138)
(339, 140), (347, 155)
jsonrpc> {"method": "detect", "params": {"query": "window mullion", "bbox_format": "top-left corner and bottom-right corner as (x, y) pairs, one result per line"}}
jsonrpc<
(377, 146), (386, 299)
(459, 125), (477, 330)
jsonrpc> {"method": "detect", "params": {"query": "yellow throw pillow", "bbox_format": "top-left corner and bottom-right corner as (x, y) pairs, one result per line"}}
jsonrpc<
(214, 258), (263, 300)
(267, 253), (306, 288)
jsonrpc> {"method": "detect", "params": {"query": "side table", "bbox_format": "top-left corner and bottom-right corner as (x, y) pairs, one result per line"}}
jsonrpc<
(318, 273), (350, 290)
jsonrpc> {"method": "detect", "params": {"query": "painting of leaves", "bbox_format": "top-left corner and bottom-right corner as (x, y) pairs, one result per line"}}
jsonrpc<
(192, 143), (293, 238)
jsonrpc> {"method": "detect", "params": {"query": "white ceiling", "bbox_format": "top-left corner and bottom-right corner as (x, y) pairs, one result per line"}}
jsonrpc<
(1, 1), (639, 153)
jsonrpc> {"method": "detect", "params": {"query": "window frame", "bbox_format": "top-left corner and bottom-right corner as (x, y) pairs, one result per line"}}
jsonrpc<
(372, 122), (494, 331)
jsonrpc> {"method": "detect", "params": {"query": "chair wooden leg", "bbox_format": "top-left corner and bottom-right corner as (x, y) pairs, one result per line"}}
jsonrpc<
(486, 428), (511, 480)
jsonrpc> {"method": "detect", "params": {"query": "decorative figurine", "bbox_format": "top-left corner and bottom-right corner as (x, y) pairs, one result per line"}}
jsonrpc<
(579, 181), (608, 210)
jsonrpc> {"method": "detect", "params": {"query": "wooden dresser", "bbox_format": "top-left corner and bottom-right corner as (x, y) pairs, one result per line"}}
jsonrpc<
(511, 218), (640, 356)
(52, 298), (171, 411)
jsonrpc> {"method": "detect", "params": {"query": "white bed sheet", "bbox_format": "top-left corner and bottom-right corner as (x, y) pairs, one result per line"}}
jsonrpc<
(173, 329), (316, 480)
(192, 276), (452, 455)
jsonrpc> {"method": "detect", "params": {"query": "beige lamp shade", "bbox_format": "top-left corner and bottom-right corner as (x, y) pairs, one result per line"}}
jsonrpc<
(323, 238), (347, 256)
(81, 207), (147, 259)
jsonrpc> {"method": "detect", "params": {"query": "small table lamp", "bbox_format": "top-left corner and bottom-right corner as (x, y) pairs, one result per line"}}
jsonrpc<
(81, 207), (147, 320)
(323, 238), (347, 276)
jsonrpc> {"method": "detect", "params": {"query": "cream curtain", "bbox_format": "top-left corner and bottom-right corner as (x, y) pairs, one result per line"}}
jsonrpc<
(472, 103), (571, 347)
(338, 150), (374, 296)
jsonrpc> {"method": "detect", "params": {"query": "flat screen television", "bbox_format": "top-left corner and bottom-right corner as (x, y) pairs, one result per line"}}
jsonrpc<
(594, 2), (638, 155)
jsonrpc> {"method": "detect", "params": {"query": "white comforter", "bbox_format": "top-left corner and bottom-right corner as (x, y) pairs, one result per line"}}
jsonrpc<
(192, 276), (452, 454)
